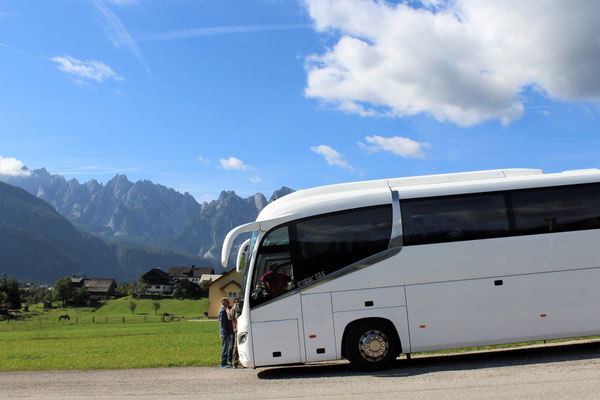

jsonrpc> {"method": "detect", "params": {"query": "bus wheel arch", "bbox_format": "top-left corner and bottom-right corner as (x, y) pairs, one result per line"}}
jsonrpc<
(341, 317), (401, 371)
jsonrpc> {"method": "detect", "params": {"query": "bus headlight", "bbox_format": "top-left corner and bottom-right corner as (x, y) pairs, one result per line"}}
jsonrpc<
(238, 332), (248, 345)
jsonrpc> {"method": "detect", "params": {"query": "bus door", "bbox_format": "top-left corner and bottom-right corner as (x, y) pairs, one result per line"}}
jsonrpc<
(249, 225), (304, 366)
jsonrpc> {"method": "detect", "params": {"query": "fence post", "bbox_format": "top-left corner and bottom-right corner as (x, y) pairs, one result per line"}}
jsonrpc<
(123, 316), (125, 323)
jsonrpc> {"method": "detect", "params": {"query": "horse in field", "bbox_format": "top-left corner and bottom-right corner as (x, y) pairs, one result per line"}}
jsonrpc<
(58, 314), (70, 321)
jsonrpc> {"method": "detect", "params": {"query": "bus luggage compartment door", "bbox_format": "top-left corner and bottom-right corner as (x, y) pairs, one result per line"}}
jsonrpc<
(251, 319), (302, 366)
(301, 293), (337, 362)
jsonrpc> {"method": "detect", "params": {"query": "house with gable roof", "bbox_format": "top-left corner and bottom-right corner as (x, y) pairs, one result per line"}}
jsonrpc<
(207, 269), (243, 318)
(168, 265), (214, 285)
(141, 267), (172, 294)
(70, 276), (116, 300)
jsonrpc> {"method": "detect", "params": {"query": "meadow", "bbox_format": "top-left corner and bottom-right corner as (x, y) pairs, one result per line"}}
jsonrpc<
(0, 297), (222, 371)
(2, 297), (597, 372)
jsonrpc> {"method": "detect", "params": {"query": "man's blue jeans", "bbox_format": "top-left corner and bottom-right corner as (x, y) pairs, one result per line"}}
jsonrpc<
(221, 334), (234, 366)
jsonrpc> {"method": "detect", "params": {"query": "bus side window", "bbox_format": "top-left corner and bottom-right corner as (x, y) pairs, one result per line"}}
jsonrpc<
(402, 193), (509, 245)
(292, 205), (392, 286)
(511, 184), (600, 235)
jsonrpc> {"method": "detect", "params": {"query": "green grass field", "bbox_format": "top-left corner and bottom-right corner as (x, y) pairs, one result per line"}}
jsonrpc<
(0, 297), (221, 371)
(2, 297), (597, 372)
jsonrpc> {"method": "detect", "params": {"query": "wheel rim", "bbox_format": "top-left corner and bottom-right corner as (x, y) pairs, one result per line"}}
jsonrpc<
(358, 329), (389, 362)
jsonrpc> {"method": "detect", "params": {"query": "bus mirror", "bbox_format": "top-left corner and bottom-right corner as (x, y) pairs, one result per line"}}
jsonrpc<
(236, 238), (251, 273)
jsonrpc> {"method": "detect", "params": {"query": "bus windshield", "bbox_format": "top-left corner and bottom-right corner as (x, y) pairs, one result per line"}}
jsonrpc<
(249, 225), (295, 308)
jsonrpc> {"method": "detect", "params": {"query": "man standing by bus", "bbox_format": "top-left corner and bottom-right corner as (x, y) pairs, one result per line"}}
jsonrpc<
(218, 297), (234, 368)
(227, 297), (241, 368)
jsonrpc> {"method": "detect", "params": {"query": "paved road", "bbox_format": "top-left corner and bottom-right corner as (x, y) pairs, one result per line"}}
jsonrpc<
(3, 340), (600, 399)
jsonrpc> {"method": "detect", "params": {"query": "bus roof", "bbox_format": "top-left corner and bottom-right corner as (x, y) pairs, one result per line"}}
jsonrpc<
(257, 168), (600, 222)
(222, 167), (600, 267)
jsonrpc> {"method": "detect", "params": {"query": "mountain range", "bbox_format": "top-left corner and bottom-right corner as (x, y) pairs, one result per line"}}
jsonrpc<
(0, 167), (294, 280)
(0, 181), (212, 283)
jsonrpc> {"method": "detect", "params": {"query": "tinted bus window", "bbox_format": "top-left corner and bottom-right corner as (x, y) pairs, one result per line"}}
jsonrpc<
(510, 184), (600, 235)
(292, 205), (392, 287)
(402, 193), (509, 245)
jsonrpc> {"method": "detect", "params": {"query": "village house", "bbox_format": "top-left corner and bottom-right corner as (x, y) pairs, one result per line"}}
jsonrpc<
(167, 265), (214, 285)
(140, 267), (172, 294)
(199, 274), (222, 286)
(83, 278), (116, 300)
(70, 276), (117, 300)
(207, 269), (243, 318)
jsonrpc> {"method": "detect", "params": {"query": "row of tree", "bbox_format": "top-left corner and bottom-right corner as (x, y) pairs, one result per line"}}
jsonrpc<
(1, 275), (52, 311)
(1, 273), (211, 312)
(126, 300), (161, 315)
(0, 275), (22, 310)
(52, 276), (88, 306)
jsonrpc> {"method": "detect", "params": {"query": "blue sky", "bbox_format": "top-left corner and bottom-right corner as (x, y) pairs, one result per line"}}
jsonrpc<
(0, 0), (599, 201)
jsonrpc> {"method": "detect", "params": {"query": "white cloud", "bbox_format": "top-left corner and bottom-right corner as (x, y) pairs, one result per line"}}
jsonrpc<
(0, 42), (41, 63)
(219, 157), (250, 171)
(250, 176), (262, 183)
(145, 24), (308, 41)
(197, 156), (210, 164)
(0, 156), (30, 177)
(303, 0), (600, 126)
(52, 56), (122, 83)
(92, 0), (151, 77)
(311, 144), (354, 172)
(358, 135), (429, 158)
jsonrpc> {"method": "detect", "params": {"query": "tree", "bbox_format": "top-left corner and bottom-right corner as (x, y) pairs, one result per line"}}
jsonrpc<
(23, 286), (50, 306)
(117, 281), (135, 297)
(199, 280), (211, 297)
(129, 300), (137, 314)
(53, 276), (74, 306)
(73, 287), (88, 306)
(173, 279), (202, 299)
(0, 275), (23, 309)
(137, 278), (147, 295)
(153, 301), (161, 315)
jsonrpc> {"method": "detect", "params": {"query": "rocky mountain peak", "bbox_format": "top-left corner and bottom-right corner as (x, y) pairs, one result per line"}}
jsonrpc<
(269, 186), (295, 202)
(1, 167), (295, 262)
(218, 190), (237, 201)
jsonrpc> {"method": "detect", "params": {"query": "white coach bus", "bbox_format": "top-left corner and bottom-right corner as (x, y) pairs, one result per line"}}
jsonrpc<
(221, 168), (600, 371)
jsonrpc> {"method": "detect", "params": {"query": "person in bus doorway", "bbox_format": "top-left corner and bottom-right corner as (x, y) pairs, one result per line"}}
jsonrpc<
(218, 297), (234, 368)
(227, 297), (241, 368)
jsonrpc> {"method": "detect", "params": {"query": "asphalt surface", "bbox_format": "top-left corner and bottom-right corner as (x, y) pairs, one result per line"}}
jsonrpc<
(2, 340), (600, 399)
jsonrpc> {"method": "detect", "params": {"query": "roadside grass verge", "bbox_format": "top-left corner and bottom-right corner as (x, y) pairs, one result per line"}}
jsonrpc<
(0, 320), (220, 371)
(0, 296), (220, 371)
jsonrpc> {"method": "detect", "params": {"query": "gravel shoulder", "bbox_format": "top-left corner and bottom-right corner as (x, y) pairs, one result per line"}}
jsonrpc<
(3, 339), (600, 400)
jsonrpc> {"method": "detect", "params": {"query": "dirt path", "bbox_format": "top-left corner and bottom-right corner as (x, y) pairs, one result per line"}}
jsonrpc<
(3, 340), (600, 399)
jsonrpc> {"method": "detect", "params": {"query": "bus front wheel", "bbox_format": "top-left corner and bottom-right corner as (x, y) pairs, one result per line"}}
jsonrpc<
(344, 320), (399, 371)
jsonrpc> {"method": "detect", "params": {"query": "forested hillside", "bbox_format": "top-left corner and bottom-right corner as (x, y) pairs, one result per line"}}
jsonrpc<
(0, 182), (216, 283)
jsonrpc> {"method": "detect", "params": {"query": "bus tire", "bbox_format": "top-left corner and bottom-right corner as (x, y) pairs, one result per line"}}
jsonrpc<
(344, 320), (399, 371)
